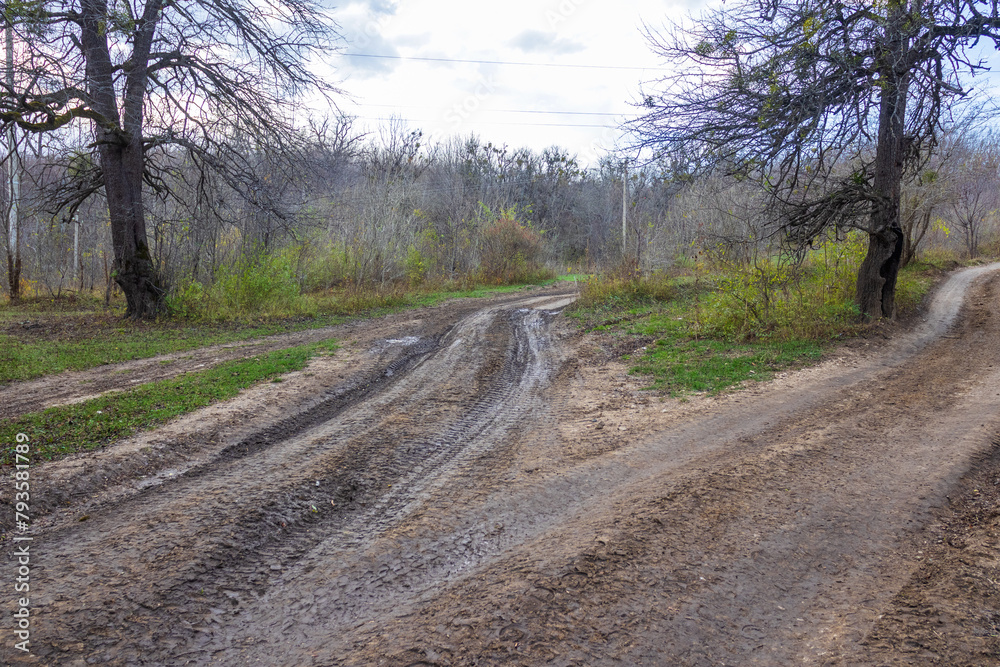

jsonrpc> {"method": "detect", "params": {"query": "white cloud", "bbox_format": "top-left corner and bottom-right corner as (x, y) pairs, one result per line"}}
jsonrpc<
(337, 2), (401, 77)
(326, 0), (693, 165)
(507, 29), (585, 56)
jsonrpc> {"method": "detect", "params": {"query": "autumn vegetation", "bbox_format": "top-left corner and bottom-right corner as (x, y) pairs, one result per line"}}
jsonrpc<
(2, 0), (1000, 347)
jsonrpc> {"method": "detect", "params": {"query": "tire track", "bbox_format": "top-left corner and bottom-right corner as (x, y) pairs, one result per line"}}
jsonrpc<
(32, 261), (1000, 667)
(15, 295), (572, 666)
(328, 265), (1000, 666)
(0, 286), (577, 421)
(214, 335), (441, 464)
(190, 306), (566, 663)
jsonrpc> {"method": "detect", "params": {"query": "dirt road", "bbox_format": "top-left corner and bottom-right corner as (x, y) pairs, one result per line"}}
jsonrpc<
(3, 268), (1000, 665)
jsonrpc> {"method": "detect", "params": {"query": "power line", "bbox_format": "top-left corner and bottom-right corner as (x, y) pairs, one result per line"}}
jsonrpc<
(343, 52), (668, 72)
(354, 115), (617, 129)
(357, 103), (623, 117)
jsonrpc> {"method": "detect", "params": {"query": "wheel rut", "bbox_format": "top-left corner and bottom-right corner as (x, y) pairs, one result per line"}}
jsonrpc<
(13, 294), (574, 666)
(6, 269), (1000, 666)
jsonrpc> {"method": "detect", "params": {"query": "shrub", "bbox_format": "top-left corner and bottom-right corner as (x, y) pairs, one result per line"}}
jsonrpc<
(215, 251), (301, 313)
(166, 280), (205, 319)
(699, 234), (866, 340)
(478, 210), (549, 284)
(405, 245), (427, 286)
(169, 249), (313, 319)
(577, 265), (677, 309)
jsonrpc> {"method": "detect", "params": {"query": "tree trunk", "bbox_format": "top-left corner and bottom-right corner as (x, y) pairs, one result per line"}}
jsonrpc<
(6, 248), (20, 300)
(857, 224), (904, 318)
(81, 0), (165, 319)
(101, 139), (164, 319)
(5, 18), (20, 302)
(856, 8), (909, 320)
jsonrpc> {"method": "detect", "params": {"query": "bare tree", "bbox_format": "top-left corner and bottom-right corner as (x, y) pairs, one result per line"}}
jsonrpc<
(0, 0), (341, 317)
(631, 0), (1000, 319)
(948, 132), (1000, 258)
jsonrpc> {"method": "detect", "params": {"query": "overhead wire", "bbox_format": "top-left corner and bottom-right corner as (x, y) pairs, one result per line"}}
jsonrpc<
(350, 115), (616, 129)
(338, 50), (642, 143)
(343, 52), (669, 72)
(356, 103), (622, 117)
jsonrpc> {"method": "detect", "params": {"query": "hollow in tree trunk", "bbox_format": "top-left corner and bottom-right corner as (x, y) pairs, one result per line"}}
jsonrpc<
(856, 224), (904, 319)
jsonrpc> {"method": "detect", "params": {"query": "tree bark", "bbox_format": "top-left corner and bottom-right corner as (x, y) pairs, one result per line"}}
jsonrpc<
(856, 7), (909, 320)
(101, 139), (163, 318)
(6, 247), (20, 300)
(857, 224), (904, 318)
(81, 0), (165, 319)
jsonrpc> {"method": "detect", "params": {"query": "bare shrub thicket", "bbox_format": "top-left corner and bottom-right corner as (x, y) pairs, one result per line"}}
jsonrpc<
(3, 112), (1000, 310)
(1, 119), (688, 304)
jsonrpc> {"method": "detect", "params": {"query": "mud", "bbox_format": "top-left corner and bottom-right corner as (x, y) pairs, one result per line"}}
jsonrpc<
(0, 287), (568, 422)
(3, 268), (1000, 665)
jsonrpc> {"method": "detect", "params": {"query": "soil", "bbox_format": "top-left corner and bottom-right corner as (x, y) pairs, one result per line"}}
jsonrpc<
(2, 267), (1000, 666)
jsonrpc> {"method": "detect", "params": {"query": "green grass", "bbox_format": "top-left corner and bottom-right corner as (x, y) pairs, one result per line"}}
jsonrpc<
(0, 320), (342, 384)
(572, 281), (826, 395)
(0, 280), (554, 384)
(0, 339), (339, 465)
(632, 336), (823, 393)
(570, 248), (943, 396)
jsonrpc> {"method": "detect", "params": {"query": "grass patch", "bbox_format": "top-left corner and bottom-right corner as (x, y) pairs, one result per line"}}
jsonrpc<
(0, 279), (553, 384)
(573, 280), (825, 395)
(571, 241), (947, 396)
(0, 318), (345, 384)
(0, 339), (339, 465)
(632, 337), (823, 393)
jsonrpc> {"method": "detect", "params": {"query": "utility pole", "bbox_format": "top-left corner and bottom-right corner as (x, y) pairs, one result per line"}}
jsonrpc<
(622, 159), (628, 261)
(5, 16), (20, 300)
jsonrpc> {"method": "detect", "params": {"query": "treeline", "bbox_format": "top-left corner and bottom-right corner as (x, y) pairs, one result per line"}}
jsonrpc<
(0, 116), (685, 302)
(1, 115), (997, 305)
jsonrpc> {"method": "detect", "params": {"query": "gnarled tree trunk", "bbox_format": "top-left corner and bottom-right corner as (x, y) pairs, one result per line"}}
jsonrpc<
(857, 223), (904, 319)
(856, 8), (909, 320)
(81, 0), (165, 319)
(101, 139), (164, 319)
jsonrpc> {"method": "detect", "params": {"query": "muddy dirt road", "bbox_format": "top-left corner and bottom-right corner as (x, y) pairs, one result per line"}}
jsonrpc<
(4, 268), (1000, 666)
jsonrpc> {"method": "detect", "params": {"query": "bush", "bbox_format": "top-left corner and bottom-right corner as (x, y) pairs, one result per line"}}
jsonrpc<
(301, 242), (353, 291)
(405, 245), (427, 286)
(698, 234), (865, 340)
(577, 233), (871, 342)
(577, 263), (677, 309)
(216, 251), (301, 313)
(166, 280), (205, 319)
(169, 249), (313, 319)
(478, 210), (551, 284)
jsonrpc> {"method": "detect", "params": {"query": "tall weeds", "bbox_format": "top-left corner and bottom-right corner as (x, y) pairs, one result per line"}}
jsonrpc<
(699, 235), (865, 341)
(579, 233), (878, 342)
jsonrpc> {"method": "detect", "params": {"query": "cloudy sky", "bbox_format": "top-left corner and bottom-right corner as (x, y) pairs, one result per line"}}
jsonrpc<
(323, 0), (697, 166)
(319, 1), (1000, 167)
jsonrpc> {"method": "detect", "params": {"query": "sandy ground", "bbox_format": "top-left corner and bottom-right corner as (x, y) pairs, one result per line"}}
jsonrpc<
(1, 268), (999, 666)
